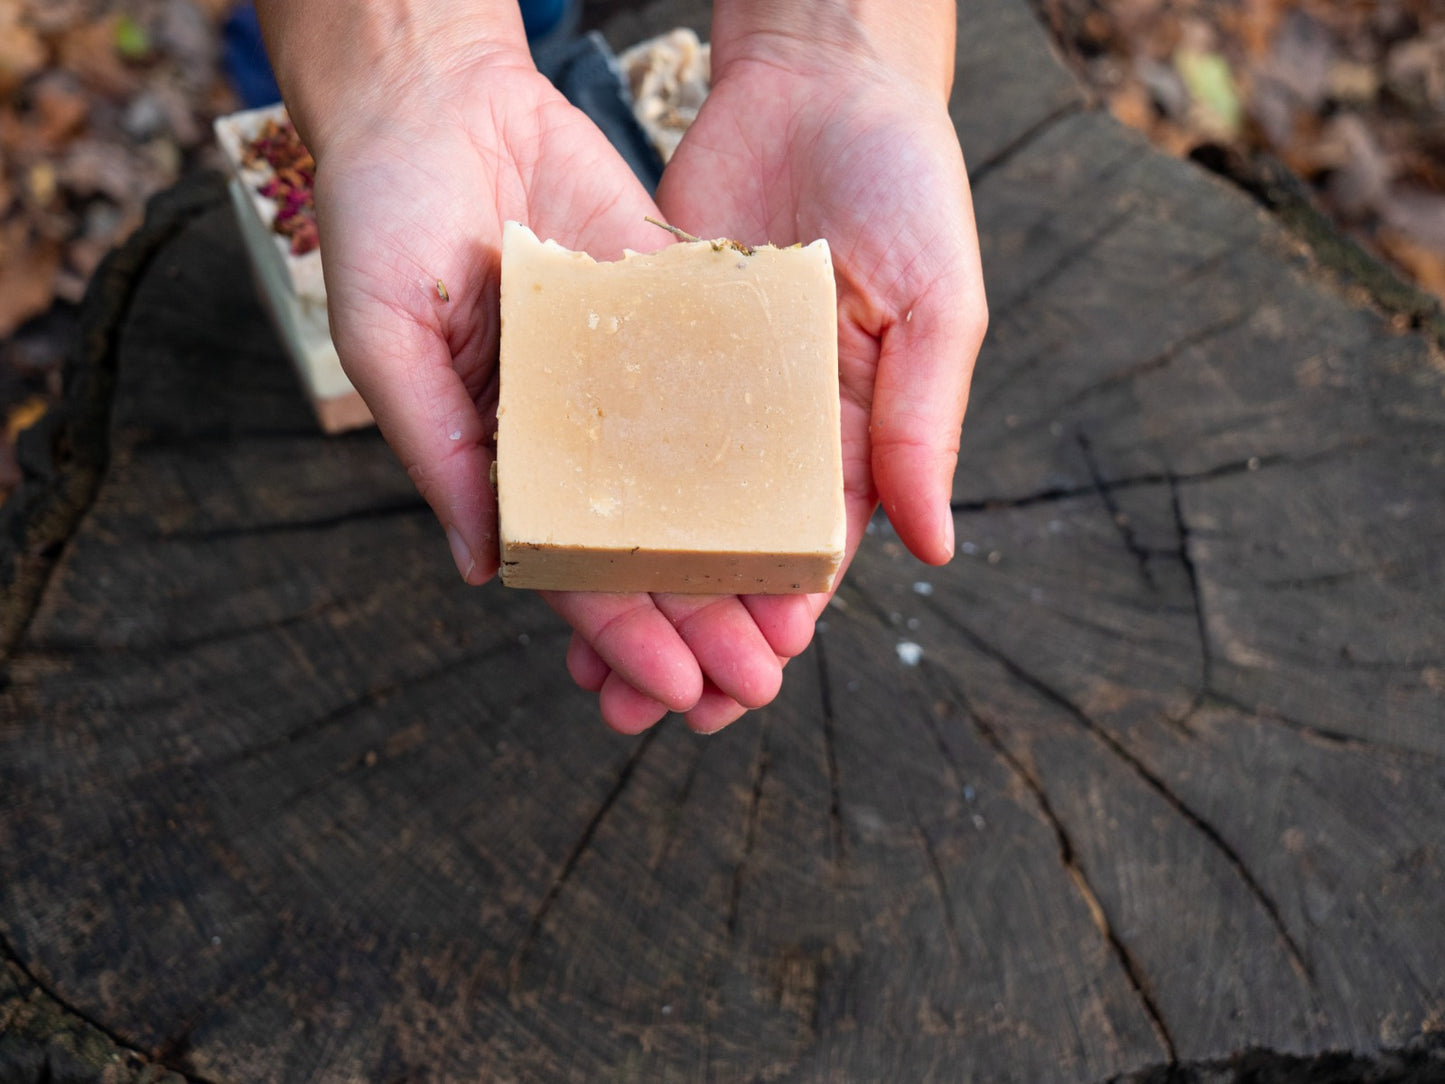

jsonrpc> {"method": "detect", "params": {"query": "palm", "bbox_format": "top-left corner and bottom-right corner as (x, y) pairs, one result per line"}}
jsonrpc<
(659, 61), (986, 569)
(316, 65), (662, 462)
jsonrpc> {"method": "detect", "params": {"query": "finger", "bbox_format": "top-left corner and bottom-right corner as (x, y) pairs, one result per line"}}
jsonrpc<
(327, 293), (498, 585)
(545, 591), (703, 713)
(742, 593), (820, 659)
(651, 595), (783, 710)
(598, 671), (672, 734)
(685, 680), (750, 735)
(869, 269), (987, 566)
(566, 632), (609, 693)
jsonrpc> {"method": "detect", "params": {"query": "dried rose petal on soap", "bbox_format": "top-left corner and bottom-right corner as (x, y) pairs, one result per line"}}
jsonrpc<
(242, 118), (318, 255)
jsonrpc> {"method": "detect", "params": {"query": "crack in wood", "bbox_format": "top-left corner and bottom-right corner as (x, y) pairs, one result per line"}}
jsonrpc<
(923, 663), (1178, 1062)
(726, 721), (773, 939)
(267, 680), (547, 812)
(812, 632), (846, 865)
(1167, 244), (1240, 286)
(142, 495), (432, 544)
(967, 335), (1059, 417)
(993, 203), (1140, 324)
(950, 436), (1381, 515)
(703, 719), (773, 1084)
(0, 937), (213, 1084)
(1168, 474), (1212, 731)
(1203, 690), (1444, 763)
(1101, 1034), (1445, 1084)
(22, 596), (355, 664)
(919, 600), (1319, 990)
(205, 632), (566, 774)
(1252, 566), (1401, 591)
(1077, 433), (1158, 591)
(0, 181), (228, 670)
(966, 100), (1084, 188)
(1059, 310), (1255, 413)
(908, 804), (966, 965)
(837, 582), (1181, 1051)
(970, 306), (1249, 426)
(505, 728), (660, 995)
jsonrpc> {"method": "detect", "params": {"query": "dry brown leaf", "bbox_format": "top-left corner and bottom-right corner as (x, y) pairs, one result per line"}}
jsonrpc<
(1109, 81), (1156, 133)
(0, 225), (61, 339)
(0, 12), (46, 98)
(1226, 0), (1290, 60)
(1264, 10), (1334, 109)
(26, 70), (90, 148)
(23, 0), (90, 36)
(57, 13), (141, 99)
(4, 394), (47, 440)
(1378, 228), (1445, 304)
(57, 137), (140, 202)
(1320, 112), (1394, 218)
(1379, 186), (1445, 250)
(1386, 27), (1445, 111)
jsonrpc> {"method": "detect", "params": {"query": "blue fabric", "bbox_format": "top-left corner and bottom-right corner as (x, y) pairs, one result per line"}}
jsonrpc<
(533, 32), (664, 194)
(217, 3), (659, 191)
(221, 4), (281, 108)
(519, 0), (568, 38)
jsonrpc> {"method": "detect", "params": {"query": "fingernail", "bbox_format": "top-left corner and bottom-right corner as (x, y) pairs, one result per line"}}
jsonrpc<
(446, 525), (477, 584)
(942, 509), (956, 561)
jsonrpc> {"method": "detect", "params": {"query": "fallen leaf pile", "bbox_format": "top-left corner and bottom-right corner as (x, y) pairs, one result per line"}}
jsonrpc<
(0, 0), (237, 501)
(1037, 0), (1445, 303)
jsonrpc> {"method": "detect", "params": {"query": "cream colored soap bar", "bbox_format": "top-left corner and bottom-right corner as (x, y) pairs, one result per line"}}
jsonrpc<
(497, 222), (845, 594)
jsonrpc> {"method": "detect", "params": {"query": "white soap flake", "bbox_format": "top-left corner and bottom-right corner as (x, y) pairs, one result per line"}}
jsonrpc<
(896, 641), (923, 666)
(449, 430), (462, 441)
(587, 312), (600, 330)
(912, 580), (933, 596)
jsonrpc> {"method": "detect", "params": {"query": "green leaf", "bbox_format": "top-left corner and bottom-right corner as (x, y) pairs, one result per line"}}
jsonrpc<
(1174, 48), (1242, 138)
(113, 14), (151, 61)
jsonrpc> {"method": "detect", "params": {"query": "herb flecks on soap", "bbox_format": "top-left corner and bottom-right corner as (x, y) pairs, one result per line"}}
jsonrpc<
(644, 216), (753, 256)
(242, 119), (319, 256)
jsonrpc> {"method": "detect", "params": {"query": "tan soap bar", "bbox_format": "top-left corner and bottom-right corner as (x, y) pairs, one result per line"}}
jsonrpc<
(496, 221), (845, 594)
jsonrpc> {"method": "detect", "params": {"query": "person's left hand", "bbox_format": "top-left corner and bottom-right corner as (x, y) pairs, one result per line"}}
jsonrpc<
(564, 43), (989, 731)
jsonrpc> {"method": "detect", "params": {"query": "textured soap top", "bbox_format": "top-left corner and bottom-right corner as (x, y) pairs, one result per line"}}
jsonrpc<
(496, 221), (845, 594)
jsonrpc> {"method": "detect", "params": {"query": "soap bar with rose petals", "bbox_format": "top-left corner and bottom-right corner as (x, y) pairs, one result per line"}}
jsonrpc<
(496, 221), (845, 594)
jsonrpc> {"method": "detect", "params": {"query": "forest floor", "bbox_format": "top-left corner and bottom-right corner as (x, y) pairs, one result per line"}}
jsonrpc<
(2, 0), (1442, 505)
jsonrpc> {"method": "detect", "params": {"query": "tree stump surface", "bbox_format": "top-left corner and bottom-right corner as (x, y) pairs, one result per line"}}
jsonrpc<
(3, 2), (1444, 1082)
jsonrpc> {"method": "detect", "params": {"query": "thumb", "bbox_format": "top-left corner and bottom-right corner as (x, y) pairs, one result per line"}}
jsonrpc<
(869, 273), (987, 565)
(333, 295), (499, 585)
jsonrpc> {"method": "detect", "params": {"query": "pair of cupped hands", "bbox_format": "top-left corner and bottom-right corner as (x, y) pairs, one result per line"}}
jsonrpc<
(283, 12), (987, 734)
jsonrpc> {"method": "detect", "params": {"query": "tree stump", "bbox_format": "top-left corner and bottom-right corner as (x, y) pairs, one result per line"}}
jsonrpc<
(3, 1), (1444, 1081)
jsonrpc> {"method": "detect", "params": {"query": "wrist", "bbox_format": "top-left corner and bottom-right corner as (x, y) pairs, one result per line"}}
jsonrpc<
(255, 1), (533, 159)
(710, 0), (956, 102)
